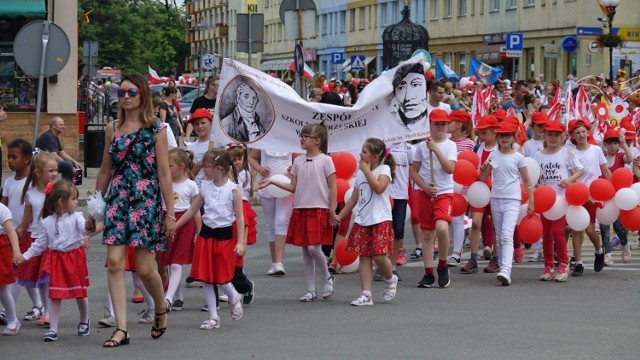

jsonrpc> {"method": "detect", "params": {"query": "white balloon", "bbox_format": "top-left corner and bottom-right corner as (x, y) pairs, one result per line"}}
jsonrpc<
(347, 177), (355, 187)
(344, 187), (354, 202)
(453, 181), (463, 193)
(566, 205), (589, 231)
(631, 183), (640, 203)
(340, 257), (359, 273)
(266, 174), (292, 198)
(543, 196), (568, 221)
(614, 188), (639, 211)
(459, 77), (469, 87)
(424, 61), (431, 71)
(467, 181), (491, 208)
(523, 157), (541, 184)
(596, 200), (620, 225)
(517, 203), (529, 224)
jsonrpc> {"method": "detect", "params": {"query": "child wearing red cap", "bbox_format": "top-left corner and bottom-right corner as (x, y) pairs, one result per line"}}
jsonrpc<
(567, 119), (611, 277)
(187, 109), (215, 188)
(409, 109), (457, 288)
(533, 121), (584, 282)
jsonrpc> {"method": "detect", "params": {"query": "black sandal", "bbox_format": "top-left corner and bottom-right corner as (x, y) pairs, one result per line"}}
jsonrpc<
(151, 308), (168, 339)
(103, 328), (129, 347)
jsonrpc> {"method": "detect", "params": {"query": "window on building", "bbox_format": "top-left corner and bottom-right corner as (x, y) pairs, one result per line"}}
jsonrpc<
(340, 10), (346, 32)
(321, 14), (326, 35)
(350, 9), (356, 31)
(480, 0), (485, 14)
(491, 0), (500, 11)
(527, 0), (536, 5)
(432, 0), (439, 19)
(381, 3), (388, 25)
(508, 0), (518, 9)
(359, 7), (366, 29)
(458, 53), (467, 75)
(391, 1), (398, 23)
(445, 53), (453, 67)
(459, 0), (467, 15)
(445, 0), (452, 17)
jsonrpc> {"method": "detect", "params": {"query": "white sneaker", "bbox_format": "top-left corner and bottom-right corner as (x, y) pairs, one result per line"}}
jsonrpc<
(273, 263), (285, 276)
(98, 314), (116, 327)
(622, 244), (631, 263)
(383, 275), (398, 301)
(218, 294), (229, 302)
(604, 253), (614, 266)
(528, 250), (542, 262)
(497, 271), (511, 286)
(138, 309), (154, 324)
(267, 263), (277, 275)
(447, 254), (461, 267)
(350, 292), (373, 306)
(482, 246), (493, 260)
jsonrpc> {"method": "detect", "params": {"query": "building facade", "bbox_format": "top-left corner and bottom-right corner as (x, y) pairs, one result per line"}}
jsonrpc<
(184, 0), (230, 77)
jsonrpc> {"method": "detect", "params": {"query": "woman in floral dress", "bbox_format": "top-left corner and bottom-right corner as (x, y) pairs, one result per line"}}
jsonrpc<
(88, 74), (176, 347)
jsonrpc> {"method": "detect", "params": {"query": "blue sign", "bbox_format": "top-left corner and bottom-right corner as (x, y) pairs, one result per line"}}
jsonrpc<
(576, 27), (603, 37)
(506, 33), (523, 51)
(331, 52), (344, 64)
(412, 49), (431, 65)
(561, 36), (578, 53)
(350, 55), (365, 70)
(294, 44), (304, 75)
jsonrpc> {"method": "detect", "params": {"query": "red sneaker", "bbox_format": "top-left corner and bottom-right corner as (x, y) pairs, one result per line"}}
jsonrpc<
(514, 247), (524, 263)
(396, 249), (407, 266)
(483, 258), (500, 273)
(460, 260), (478, 274)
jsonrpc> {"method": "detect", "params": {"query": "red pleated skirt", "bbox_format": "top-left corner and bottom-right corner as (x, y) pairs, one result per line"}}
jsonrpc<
(189, 225), (237, 285)
(15, 232), (46, 287)
(286, 208), (333, 247)
(0, 235), (16, 286)
(49, 247), (90, 299)
(242, 200), (257, 245)
(158, 211), (195, 265)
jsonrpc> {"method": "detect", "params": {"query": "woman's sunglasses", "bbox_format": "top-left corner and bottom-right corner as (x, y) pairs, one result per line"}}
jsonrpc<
(117, 88), (139, 98)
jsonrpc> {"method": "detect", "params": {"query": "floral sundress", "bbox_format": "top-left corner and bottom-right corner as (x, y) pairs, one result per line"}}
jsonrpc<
(103, 120), (167, 252)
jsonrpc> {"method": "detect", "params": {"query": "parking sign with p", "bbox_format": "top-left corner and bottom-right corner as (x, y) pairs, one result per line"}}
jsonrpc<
(506, 33), (523, 51)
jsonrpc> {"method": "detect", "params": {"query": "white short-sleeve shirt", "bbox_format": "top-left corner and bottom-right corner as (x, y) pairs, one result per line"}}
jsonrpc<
(487, 151), (526, 200)
(353, 165), (393, 226)
(2, 175), (26, 227)
(413, 139), (458, 195)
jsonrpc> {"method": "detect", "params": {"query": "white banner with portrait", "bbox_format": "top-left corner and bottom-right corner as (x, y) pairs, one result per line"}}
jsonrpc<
(213, 55), (430, 152)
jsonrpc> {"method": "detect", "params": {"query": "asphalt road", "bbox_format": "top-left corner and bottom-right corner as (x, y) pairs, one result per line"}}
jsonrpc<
(2, 206), (639, 360)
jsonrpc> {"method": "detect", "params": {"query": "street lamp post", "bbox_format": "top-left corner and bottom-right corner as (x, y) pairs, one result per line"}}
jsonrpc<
(601, 0), (621, 80)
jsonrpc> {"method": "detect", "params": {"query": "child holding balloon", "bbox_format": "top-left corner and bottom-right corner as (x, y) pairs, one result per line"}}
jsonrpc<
(479, 122), (535, 286)
(567, 119), (610, 276)
(533, 121), (584, 282)
(336, 138), (398, 305)
(259, 123), (337, 302)
(409, 109), (457, 288)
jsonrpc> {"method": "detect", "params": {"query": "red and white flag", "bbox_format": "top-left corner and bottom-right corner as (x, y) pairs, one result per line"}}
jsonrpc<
(148, 66), (162, 84)
(546, 90), (561, 121)
(471, 89), (485, 127)
(482, 85), (494, 109)
(574, 86), (591, 122)
(289, 61), (315, 80)
(565, 88), (575, 118)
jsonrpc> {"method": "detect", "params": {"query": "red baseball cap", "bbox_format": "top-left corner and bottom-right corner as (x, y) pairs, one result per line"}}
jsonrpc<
(603, 129), (620, 142)
(449, 110), (471, 123)
(475, 115), (499, 129)
(429, 109), (450, 122)
(502, 116), (520, 126)
(568, 119), (590, 133)
(493, 109), (507, 121)
(544, 121), (565, 133)
(188, 108), (213, 124)
(531, 112), (549, 125)
(496, 121), (518, 134)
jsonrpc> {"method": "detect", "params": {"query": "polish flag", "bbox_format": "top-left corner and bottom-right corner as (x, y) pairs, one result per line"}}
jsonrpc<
(148, 66), (162, 84)
(546, 89), (561, 121)
(471, 89), (485, 127)
(565, 88), (575, 117)
(289, 61), (315, 80)
(574, 86), (591, 122)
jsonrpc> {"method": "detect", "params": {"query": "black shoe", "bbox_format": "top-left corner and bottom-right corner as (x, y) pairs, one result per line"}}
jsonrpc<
(569, 256), (576, 270)
(418, 274), (435, 288)
(437, 267), (451, 288)
(392, 270), (402, 282)
(243, 281), (255, 305)
(571, 263), (584, 277)
(171, 299), (184, 311)
(594, 252), (605, 272)
(524, 243), (532, 250)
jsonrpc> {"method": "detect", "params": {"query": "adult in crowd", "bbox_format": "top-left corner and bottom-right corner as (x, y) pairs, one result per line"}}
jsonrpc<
(159, 87), (183, 143)
(185, 76), (219, 143)
(88, 74), (175, 347)
(35, 117), (82, 182)
(501, 81), (528, 115)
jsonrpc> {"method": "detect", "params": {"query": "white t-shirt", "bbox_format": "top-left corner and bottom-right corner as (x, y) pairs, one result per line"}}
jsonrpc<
(387, 142), (413, 200)
(256, 150), (292, 199)
(25, 187), (45, 233)
(570, 144), (607, 186)
(2, 175), (26, 227)
(201, 179), (236, 229)
(165, 179), (199, 211)
(413, 139), (457, 195)
(165, 126), (177, 149)
(487, 151), (526, 200)
(291, 153), (335, 209)
(533, 148), (584, 196)
(187, 139), (214, 187)
(0, 203), (12, 235)
(354, 165), (393, 226)
(523, 139), (544, 158)
(237, 169), (251, 201)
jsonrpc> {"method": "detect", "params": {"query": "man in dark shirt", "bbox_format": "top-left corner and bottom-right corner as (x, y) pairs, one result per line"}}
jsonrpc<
(35, 117), (82, 181)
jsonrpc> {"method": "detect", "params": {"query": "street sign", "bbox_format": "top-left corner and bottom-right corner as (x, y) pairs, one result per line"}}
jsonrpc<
(505, 50), (522, 58)
(350, 55), (365, 70)
(202, 53), (216, 71)
(588, 40), (601, 53)
(331, 52), (343, 64)
(506, 33), (523, 51)
(544, 44), (559, 58)
(560, 36), (578, 53)
(247, 0), (258, 13)
(576, 27), (603, 37)
(237, 13), (264, 53)
(294, 44), (304, 75)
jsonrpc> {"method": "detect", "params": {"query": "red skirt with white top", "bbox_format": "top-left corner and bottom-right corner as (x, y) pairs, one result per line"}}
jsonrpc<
(158, 211), (195, 265)
(189, 224), (237, 285)
(49, 246), (90, 299)
(286, 208), (334, 247)
(15, 232), (49, 287)
(0, 235), (16, 286)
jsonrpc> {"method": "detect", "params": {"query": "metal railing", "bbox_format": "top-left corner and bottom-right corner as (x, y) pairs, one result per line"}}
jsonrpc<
(78, 83), (116, 125)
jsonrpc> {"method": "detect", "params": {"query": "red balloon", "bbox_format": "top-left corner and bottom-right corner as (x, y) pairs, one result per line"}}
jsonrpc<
(425, 71), (434, 80)
(336, 178), (350, 202)
(483, 175), (492, 189)
(453, 160), (478, 186)
(452, 194), (468, 217)
(321, 85), (330, 92)
(589, 179), (616, 201)
(518, 215), (543, 244)
(465, 83), (473, 90)
(328, 82), (335, 91)
(351, 78), (359, 86)
(611, 168), (633, 190)
(565, 182), (590, 206)
(620, 206), (640, 231)
(469, 75), (477, 82)
(270, 72), (277, 77)
(334, 240), (358, 266)
(520, 183), (529, 205)
(334, 153), (358, 179)
(458, 150), (480, 169)
(533, 185), (556, 213)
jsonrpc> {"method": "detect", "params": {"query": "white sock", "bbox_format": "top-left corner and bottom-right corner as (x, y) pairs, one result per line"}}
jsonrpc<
(0, 285), (17, 323)
(48, 299), (61, 333)
(301, 248), (316, 291)
(106, 291), (114, 316)
(219, 282), (240, 304)
(596, 248), (604, 255)
(76, 298), (89, 324)
(203, 284), (218, 319)
(307, 244), (331, 281)
(131, 272), (154, 310)
(39, 284), (49, 315)
(165, 264), (183, 303)
(26, 286), (42, 308)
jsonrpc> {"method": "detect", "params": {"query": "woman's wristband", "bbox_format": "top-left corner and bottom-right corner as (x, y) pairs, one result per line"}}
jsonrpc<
(166, 214), (176, 221)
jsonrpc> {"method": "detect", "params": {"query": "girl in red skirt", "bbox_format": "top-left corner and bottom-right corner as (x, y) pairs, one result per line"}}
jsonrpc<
(260, 123), (338, 302)
(175, 149), (245, 330)
(15, 151), (58, 325)
(0, 203), (23, 335)
(336, 138), (398, 306)
(160, 148), (199, 311)
(18, 181), (91, 342)
(227, 143), (256, 304)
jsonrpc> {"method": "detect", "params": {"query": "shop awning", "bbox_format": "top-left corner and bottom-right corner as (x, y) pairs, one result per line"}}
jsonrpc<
(474, 44), (505, 65)
(260, 58), (292, 71)
(0, 0), (46, 18)
(343, 56), (375, 72)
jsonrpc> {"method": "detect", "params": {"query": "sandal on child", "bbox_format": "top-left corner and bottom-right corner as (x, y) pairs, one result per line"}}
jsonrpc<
(151, 308), (168, 339)
(299, 290), (317, 302)
(322, 275), (335, 299)
(199, 317), (220, 330)
(103, 328), (129, 347)
(77, 320), (90, 336)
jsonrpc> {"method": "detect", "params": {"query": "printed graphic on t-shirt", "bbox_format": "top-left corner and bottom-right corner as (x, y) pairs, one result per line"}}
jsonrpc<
(540, 161), (563, 183)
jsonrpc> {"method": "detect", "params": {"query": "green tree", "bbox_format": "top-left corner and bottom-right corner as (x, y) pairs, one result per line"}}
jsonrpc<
(78, 0), (188, 76)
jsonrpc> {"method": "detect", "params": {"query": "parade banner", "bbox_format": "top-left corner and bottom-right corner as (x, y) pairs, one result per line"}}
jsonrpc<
(213, 56), (429, 153)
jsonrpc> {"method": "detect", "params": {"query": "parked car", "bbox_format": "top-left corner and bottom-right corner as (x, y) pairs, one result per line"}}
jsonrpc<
(178, 89), (203, 124)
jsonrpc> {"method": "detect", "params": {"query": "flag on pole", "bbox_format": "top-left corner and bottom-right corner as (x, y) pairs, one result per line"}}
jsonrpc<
(574, 86), (591, 122)
(148, 66), (162, 84)
(546, 89), (561, 121)
(288, 61), (315, 80)
(435, 59), (459, 81)
(468, 58), (503, 84)
(565, 88), (575, 117)
(471, 89), (485, 127)
(81, 9), (93, 24)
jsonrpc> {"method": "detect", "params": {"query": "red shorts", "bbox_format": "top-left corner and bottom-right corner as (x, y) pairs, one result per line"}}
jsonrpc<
(584, 202), (597, 224)
(415, 192), (453, 230)
(408, 188), (420, 225)
(0, 235), (15, 286)
(242, 200), (258, 246)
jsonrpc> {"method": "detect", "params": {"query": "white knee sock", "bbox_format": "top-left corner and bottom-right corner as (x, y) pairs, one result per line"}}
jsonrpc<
(0, 286), (17, 323)
(219, 282), (240, 304)
(165, 264), (182, 303)
(25, 286), (41, 308)
(131, 272), (154, 311)
(76, 298), (89, 324)
(203, 284), (218, 319)
(39, 283), (49, 314)
(308, 245), (331, 281)
(301, 248), (316, 291)
(48, 299), (61, 333)
(106, 291), (114, 316)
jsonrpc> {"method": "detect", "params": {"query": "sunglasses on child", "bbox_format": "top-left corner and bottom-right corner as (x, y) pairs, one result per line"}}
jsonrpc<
(117, 88), (139, 98)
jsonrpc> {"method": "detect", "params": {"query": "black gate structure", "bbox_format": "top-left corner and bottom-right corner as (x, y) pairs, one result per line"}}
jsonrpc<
(382, 0), (429, 70)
